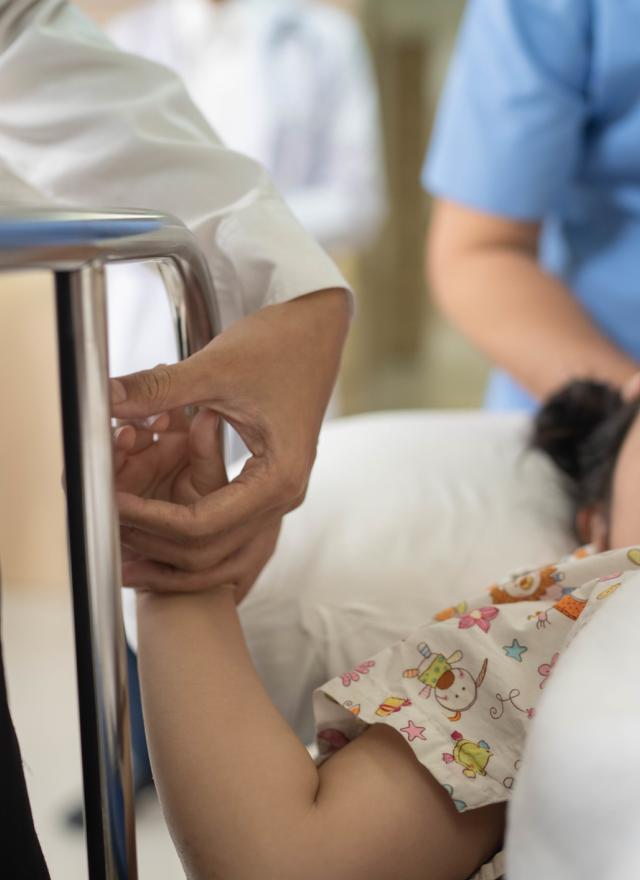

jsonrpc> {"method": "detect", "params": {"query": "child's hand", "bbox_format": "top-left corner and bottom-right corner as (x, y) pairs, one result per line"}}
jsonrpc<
(113, 422), (137, 477)
(115, 408), (225, 502)
(114, 408), (252, 594)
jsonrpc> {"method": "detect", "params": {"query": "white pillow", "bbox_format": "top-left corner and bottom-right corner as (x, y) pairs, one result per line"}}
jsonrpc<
(506, 580), (640, 879)
(236, 410), (576, 743)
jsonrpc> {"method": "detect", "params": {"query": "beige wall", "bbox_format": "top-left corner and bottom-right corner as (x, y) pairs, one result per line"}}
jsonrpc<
(0, 274), (69, 591)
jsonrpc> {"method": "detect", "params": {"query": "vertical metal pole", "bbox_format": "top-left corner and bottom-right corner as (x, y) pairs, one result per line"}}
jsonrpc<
(157, 260), (191, 362)
(55, 266), (137, 880)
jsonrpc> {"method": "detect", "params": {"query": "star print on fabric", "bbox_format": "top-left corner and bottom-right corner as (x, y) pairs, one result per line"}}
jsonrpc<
(400, 720), (427, 743)
(503, 639), (528, 663)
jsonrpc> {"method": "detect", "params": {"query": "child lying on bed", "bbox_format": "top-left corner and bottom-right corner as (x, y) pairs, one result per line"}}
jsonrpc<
(114, 380), (640, 880)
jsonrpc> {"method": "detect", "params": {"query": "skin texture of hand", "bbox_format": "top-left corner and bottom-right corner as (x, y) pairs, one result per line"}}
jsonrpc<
(110, 288), (350, 595)
(114, 409), (266, 601)
(114, 411), (223, 504)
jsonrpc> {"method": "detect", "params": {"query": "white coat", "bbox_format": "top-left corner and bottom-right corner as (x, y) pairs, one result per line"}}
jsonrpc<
(0, 0), (347, 334)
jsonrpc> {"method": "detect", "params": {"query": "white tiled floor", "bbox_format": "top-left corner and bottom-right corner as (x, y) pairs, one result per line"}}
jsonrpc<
(3, 587), (184, 879)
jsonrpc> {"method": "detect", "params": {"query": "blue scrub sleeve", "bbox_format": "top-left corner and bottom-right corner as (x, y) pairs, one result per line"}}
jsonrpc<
(424, 0), (591, 220)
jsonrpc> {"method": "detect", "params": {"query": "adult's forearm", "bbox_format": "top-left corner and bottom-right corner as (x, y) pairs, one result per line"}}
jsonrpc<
(430, 246), (637, 401)
(136, 588), (321, 880)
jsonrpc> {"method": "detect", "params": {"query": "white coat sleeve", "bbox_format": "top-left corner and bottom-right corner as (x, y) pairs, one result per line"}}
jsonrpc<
(0, 0), (348, 328)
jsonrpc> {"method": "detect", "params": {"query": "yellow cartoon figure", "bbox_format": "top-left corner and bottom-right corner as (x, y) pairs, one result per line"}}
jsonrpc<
(403, 643), (488, 722)
(375, 696), (412, 718)
(442, 731), (493, 779)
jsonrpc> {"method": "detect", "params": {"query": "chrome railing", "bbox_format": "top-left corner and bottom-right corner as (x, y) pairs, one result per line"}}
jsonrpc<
(0, 209), (219, 880)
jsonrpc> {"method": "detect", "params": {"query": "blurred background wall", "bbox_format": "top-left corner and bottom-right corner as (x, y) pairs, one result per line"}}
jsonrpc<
(0, 0), (488, 592)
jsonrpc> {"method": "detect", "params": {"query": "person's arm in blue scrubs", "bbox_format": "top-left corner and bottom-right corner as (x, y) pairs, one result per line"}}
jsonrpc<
(425, 0), (638, 403)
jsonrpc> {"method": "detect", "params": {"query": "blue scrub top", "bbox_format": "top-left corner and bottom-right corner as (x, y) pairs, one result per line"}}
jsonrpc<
(424, 0), (640, 411)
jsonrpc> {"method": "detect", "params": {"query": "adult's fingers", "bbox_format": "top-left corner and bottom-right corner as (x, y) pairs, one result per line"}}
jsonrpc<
(121, 558), (239, 594)
(117, 492), (197, 537)
(121, 524), (280, 595)
(110, 346), (218, 421)
(119, 513), (267, 572)
(116, 460), (284, 540)
(121, 546), (143, 564)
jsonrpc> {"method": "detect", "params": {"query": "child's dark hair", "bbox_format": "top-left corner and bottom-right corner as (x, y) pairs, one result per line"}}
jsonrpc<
(531, 379), (640, 511)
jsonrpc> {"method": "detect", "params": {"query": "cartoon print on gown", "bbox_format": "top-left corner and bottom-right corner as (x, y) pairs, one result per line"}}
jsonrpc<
(402, 643), (488, 722)
(314, 545), (640, 815)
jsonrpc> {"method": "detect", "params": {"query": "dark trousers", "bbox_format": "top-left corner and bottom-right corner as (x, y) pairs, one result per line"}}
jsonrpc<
(0, 628), (51, 879)
(126, 642), (152, 789)
(0, 606), (147, 878)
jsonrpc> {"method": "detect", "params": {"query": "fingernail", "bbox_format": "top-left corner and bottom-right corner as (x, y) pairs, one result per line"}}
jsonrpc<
(114, 425), (134, 447)
(110, 379), (127, 405)
(145, 413), (164, 429)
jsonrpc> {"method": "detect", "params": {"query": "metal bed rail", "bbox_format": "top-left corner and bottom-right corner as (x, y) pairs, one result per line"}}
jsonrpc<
(0, 209), (220, 880)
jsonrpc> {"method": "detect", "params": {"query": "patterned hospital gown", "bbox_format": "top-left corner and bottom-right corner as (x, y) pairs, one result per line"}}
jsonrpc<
(313, 545), (640, 814)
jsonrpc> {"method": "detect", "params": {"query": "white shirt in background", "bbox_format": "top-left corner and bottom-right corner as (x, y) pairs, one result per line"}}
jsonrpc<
(109, 0), (386, 253)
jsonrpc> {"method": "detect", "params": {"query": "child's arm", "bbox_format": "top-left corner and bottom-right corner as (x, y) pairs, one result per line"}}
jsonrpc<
(136, 587), (504, 880)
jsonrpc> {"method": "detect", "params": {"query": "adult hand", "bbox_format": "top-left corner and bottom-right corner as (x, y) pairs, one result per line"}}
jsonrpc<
(114, 410), (266, 601)
(110, 288), (350, 594)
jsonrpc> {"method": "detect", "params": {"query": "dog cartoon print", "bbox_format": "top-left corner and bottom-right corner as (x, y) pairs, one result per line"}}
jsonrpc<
(402, 642), (488, 722)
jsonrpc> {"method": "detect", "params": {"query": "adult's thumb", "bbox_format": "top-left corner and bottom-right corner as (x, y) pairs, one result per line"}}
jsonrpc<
(110, 348), (216, 419)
